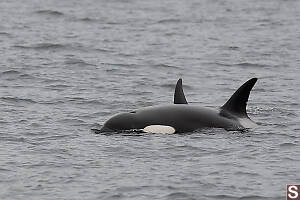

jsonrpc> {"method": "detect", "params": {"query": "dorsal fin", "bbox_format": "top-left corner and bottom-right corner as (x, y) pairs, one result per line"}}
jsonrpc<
(174, 78), (188, 104)
(221, 78), (257, 117)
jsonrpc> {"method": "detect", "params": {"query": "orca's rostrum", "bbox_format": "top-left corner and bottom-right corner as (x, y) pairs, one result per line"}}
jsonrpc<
(100, 78), (258, 134)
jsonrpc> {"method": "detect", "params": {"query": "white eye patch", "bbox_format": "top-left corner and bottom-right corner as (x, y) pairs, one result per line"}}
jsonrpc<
(143, 125), (176, 134)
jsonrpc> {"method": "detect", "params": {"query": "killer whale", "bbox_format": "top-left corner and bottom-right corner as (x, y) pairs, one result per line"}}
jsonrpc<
(99, 78), (258, 133)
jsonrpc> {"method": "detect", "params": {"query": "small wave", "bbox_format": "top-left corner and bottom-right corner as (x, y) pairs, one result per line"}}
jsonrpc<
(19, 73), (35, 79)
(234, 62), (271, 68)
(14, 43), (65, 50)
(105, 193), (125, 199)
(213, 62), (232, 67)
(106, 21), (123, 25)
(83, 100), (104, 105)
(101, 62), (139, 68)
(0, 135), (27, 143)
(152, 64), (181, 69)
(45, 84), (71, 89)
(235, 171), (260, 177)
(0, 70), (35, 80)
(227, 46), (239, 50)
(279, 142), (297, 148)
(204, 194), (238, 199)
(118, 52), (134, 57)
(1, 97), (37, 104)
(157, 19), (182, 24)
(0, 32), (12, 37)
(64, 58), (96, 66)
(95, 48), (115, 53)
(34, 134), (73, 141)
(0, 167), (12, 172)
(64, 97), (103, 105)
(164, 144), (201, 151)
(204, 194), (272, 200)
(35, 10), (64, 16)
(214, 62), (271, 68)
(239, 195), (275, 200)
(1, 70), (21, 75)
(41, 78), (66, 84)
(164, 192), (192, 199)
(165, 32), (177, 36)
(78, 17), (97, 22)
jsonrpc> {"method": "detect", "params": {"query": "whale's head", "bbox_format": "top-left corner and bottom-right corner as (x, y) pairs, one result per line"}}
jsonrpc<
(100, 112), (137, 132)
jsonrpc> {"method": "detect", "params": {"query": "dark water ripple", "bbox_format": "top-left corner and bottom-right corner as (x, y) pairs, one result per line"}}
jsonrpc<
(1, 96), (37, 104)
(1, 0), (300, 199)
(34, 10), (64, 16)
(14, 43), (67, 50)
(0, 32), (11, 36)
(0, 70), (22, 76)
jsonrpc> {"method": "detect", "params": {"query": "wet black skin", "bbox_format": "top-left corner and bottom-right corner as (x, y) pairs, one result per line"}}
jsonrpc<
(100, 105), (242, 133)
(100, 78), (257, 133)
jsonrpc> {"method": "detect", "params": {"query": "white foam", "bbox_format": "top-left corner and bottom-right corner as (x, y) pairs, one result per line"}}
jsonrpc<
(143, 125), (176, 134)
(238, 118), (257, 128)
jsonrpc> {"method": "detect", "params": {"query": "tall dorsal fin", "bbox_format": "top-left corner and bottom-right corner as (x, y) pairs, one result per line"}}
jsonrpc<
(174, 78), (188, 104)
(221, 78), (257, 117)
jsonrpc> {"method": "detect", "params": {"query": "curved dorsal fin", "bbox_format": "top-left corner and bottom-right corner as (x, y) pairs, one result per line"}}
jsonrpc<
(174, 78), (188, 104)
(221, 78), (257, 117)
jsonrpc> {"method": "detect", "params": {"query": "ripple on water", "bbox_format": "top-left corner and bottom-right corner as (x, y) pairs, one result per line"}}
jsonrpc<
(1, 97), (37, 104)
(212, 62), (273, 69)
(233, 62), (272, 68)
(157, 18), (183, 24)
(0, 135), (27, 143)
(164, 192), (194, 200)
(0, 32), (12, 37)
(0, 70), (21, 76)
(204, 194), (275, 200)
(34, 10), (64, 16)
(77, 17), (98, 22)
(0, 70), (36, 81)
(279, 142), (297, 148)
(64, 58), (96, 67)
(14, 43), (66, 50)
(44, 84), (72, 91)
(0, 167), (12, 172)
(152, 64), (181, 70)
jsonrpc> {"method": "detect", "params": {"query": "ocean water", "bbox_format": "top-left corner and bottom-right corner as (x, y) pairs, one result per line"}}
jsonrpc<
(1, 0), (300, 199)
